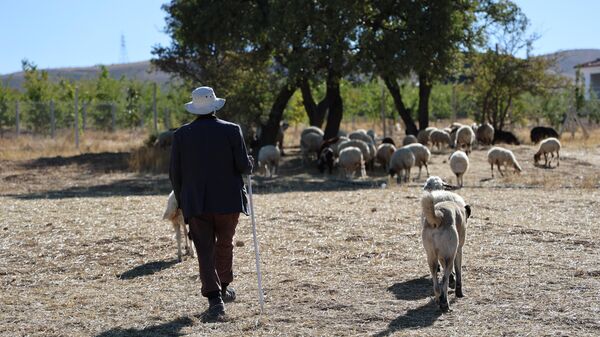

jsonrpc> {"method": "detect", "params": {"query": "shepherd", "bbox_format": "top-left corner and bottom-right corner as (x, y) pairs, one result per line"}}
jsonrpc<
(170, 86), (253, 319)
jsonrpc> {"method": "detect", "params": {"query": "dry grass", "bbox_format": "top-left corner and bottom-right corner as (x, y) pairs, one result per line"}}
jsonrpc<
(1, 124), (599, 336)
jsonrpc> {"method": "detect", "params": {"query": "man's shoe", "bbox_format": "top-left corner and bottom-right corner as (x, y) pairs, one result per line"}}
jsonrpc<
(206, 297), (225, 319)
(222, 287), (236, 303)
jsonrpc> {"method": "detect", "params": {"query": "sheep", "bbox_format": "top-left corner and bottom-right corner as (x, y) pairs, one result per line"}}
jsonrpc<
(338, 146), (366, 179)
(163, 191), (194, 262)
(338, 139), (373, 169)
(402, 134), (418, 146)
(417, 127), (437, 145)
(388, 147), (415, 184)
(493, 130), (521, 145)
(476, 123), (494, 146)
(376, 143), (396, 172)
(487, 146), (522, 178)
(257, 145), (280, 178)
(367, 129), (377, 143)
(429, 129), (452, 151)
(349, 130), (375, 145)
(381, 137), (396, 146)
(421, 191), (467, 311)
(301, 126), (324, 138)
(454, 125), (476, 154)
(534, 137), (561, 168)
(449, 151), (469, 187)
(331, 136), (350, 155)
(530, 126), (559, 144)
(300, 131), (323, 164)
(403, 143), (431, 180)
(276, 121), (290, 156)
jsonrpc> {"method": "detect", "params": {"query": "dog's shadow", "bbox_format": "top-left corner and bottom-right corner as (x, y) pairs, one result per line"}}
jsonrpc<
(117, 259), (179, 280)
(387, 275), (431, 301)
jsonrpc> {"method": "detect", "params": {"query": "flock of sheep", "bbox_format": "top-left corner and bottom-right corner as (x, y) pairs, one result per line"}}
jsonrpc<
(162, 120), (564, 311)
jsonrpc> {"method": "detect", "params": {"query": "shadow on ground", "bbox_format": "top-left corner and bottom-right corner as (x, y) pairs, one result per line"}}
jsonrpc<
(95, 316), (193, 337)
(387, 275), (431, 301)
(117, 259), (179, 280)
(23, 152), (131, 172)
(373, 300), (446, 337)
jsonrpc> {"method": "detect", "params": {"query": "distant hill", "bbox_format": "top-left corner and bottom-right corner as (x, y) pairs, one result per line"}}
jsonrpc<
(542, 49), (600, 80)
(0, 61), (175, 90)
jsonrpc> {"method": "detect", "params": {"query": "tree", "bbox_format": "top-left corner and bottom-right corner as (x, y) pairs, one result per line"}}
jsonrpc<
(21, 60), (54, 133)
(0, 80), (16, 136)
(93, 66), (123, 130)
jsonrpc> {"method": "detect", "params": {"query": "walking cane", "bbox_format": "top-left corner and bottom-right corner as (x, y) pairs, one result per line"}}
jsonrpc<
(247, 174), (265, 313)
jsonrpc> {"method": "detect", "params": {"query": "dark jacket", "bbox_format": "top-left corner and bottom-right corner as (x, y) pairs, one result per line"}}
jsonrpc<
(169, 115), (253, 221)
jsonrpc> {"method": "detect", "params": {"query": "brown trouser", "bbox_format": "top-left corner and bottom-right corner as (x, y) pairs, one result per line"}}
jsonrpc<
(188, 213), (239, 297)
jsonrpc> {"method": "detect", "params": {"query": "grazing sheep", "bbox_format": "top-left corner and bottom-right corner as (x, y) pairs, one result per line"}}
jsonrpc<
(534, 137), (561, 168)
(338, 139), (373, 169)
(331, 136), (350, 155)
(402, 134), (418, 146)
(367, 129), (377, 143)
(449, 151), (469, 187)
(338, 147), (366, 179)
(349, 130), (375, 145)
(430, 129), (452, 151)
(300, 131), (323, 164)
(493, 130), (520, 145)
(376, 143), (396, 172)
(381, 137), (396, 146)
(487, 146), (522, 178)
(476, 123), (494, 146)
(276, 121), (290, 156)
(388, 147), (415, 184)
(404, 143), (431, 180)
(417, 127), (437, 145)
(454, 125), (476, 154)
(421, 192), (467, 311)
(257, 145), (280, 178)
(318, 147), (335, 174)
(530, 126), (559, 144)
(301, 126), (324, 138)
(163, 191), (194, 262)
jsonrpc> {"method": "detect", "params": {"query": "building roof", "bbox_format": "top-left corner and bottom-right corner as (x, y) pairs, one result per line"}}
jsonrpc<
(575, 58), (600, 68)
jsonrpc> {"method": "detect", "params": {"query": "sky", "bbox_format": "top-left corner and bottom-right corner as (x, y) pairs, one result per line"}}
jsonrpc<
(1, 0), (599, 75)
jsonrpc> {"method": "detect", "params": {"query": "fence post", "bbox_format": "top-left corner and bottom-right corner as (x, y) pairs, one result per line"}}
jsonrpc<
(74, 87), (79, 149)
(111, 103), (116, 132)
(15, 101), (20, 137)
(380, 83), (386, 138)
(82, 101), (87, 130)
(153, 82), (158, 132)
(50, 100), (56, 139)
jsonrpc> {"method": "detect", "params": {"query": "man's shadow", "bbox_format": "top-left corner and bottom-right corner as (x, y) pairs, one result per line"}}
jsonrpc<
(117, 259), (179, 280)
(95, 316), (193, 337)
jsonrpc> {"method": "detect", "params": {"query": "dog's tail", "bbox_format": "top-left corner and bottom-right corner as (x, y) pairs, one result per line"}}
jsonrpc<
(163, 191), (179, 221)
(421, 192), (443, 227)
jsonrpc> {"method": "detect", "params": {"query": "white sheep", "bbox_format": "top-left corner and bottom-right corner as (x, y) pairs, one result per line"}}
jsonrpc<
(454, 125), (476, 154)
(163, 191), (194, 262)
(257, 145), (280, 178)
(338, 146), (366, 180)
(487, 146), (522, 178)
(300, 131), (323, 164)
(476, 123), (494, 146)
(349, 130), (375, 145)
(403, 143), (431, 180)
(388, 147), (415, 184)
(300, 126), (324, 138)
(421, 191), (467, 311)
(338, 139), (373, 168)
(376, 143), (396, 172)
(429, 129), (452, 151)
(534, 137), (561, 168)
(417, 127), (437, 145)
(449, 151), (469, 187)
(402, 134), (418, 146)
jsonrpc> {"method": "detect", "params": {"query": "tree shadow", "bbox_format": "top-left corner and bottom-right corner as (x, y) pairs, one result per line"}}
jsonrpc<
(95, 316), (193, 337)
(23, 152), (131, 172)
(117, 259), (179, 280)
(387, 275), (431, 301)
(373, 300), (445, 337)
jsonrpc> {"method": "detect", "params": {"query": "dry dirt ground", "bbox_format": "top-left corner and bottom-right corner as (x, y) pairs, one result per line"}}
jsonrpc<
(1, 140), (599, 336)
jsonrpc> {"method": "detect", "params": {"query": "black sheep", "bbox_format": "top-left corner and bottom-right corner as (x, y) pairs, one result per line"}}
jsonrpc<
(493, 130), (521, 145)
(530, 126), (559, 144)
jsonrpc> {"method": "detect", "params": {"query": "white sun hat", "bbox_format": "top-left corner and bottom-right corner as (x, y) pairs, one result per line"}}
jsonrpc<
(184, 86), (226, 115)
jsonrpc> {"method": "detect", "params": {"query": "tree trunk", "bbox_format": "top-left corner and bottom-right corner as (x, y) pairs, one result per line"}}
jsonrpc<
(418, 72), (432, 131)
(323, 71), (343, 140)
(383, 76), (418, 135)
(299, 78), (328, 128)
(256, 83), (296, 152)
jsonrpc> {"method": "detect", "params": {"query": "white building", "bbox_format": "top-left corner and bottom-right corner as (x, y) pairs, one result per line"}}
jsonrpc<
(576, 58), (600, 99)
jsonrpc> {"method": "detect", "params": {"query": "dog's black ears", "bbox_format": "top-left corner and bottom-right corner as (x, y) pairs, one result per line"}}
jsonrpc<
(443, 182), (460, 191)
(465, 205), (472, 219)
